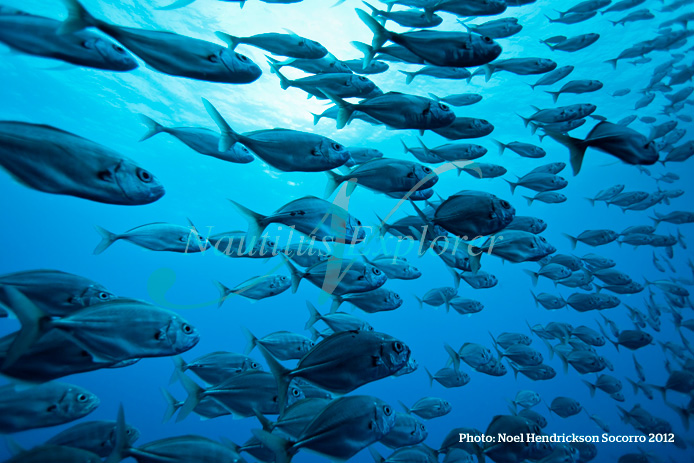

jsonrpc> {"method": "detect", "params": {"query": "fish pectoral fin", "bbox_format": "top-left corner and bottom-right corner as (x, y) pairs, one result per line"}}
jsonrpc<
(59, 330), (119, 364)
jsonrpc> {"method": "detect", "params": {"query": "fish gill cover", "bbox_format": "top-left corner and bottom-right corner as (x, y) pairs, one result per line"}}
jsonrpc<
(0, 0), (693, 462)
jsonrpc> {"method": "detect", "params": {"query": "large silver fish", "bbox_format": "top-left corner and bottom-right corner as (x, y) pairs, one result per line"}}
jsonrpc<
(0, 122), (164, 205)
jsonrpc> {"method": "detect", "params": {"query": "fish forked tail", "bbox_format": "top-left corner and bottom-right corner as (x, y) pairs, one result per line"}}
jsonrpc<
(59, 0), (100, 35)
(319, 87), (356, 129)
(545, 91), (560, 103)
(582, 379), (597, 397)
(604, 58), (619, 69)
(242, 326), (259, 355)
(252, 429), (297, 463)
(161, 388), (181, 423)
(105, 405), (130, 463)
(202, 97), (242, 152)
(544, 130), (587, 175)
(228, 199), (267, 254)
(351, 41), (377, 71)
(492, 139), (506, 156)
(176, 371), (205, 422)
(424, 367), (435, 387)
(324, 170), (351, 199)
(93, 226), (119, 255)
(169, 355), (188, 385)
(266, 60), (292, 90)
(355, 8), (392, 59)
(503, 178), (518, 195)
(399, 70), (417, 85)
(280, 254), (304, 293)
(443, 343), (460, 371)
(523, 195), (535, 206)
(257, 343), (293, 415)
(304, 301), (323, 330)
(214, 31), (243, 51)
(0, 287), (50, 371)
(214, 281), (233, 308)
(138, 114), (166, 142)
(562, 233), (578, 250)
(523, 269), (539, 287)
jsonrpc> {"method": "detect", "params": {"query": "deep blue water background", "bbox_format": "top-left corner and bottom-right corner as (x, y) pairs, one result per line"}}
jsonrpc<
(1, 0), (693, 461)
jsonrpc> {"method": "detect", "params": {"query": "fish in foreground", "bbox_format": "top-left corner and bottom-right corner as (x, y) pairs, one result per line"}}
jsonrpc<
(0, 8), (137, 71)
(546, 121), (659, 175)
(0, 287), (200, 369)
(0, 121), (164, 205)
(60, 0), (262, 83)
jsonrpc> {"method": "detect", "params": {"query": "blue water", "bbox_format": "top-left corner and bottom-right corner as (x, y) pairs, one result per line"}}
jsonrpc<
(1, 0), (693, 462)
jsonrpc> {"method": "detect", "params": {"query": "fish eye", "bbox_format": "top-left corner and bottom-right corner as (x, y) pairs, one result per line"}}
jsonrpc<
(500, 200), (511, 209)
(372, 267), (381, 275)
(423, 166), (432, 173)
(137, 168), (153, 183)
(358, 76), (367, 81)
(483, 36), (493, 43)
(420, 424), (426, 430)
(236, 53), (248, 62)
(77, 394), (87, 402)
(393, 341), (404, 352)
(208, 54), (219, 63)
(331, 142), (342, 151)
(182, 324), (193, 334)
(309, 341), (316, 347)
(438, 103), (450, 111)
(395, 294), (401, 299)
(383, 405), (392, 416)
(112, 45), (125, 54)
(292, 388), (300, 397)
(251, 362), (259, 369)
(98, 292), (110, 300)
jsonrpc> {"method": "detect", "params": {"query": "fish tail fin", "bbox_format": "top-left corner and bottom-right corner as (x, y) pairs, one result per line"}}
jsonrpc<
(202, 97), (241, 152)
(562, 233), (578, 250)
(310, 112), (322, 126)
(0, 287), (48, 370)
(458, 19), (472, 33)
(503, 178), (518, 195)
(483, 64), (495, 82)
(665, 401), (690, 431)
(318, 88), (355, 129)
(523, 195), (534, 206)
(350, 40), (376, 70)
(650, 214), (661, 227)
(93, 225), (118, 255)
(529, 122), (541, 136)
(397, 400), (411, 414)
(242, 326), (258, 355)
(399, 70), (416, 85)
(443, 343), (460, 371)
(626, 377), (639, 395)
(267, 60), (292, 90)
(508, 361), (519, 380)
(138, 114), (165, 142)
(213, 31), (242, 50)
(651, 384), (667, 401)
(546, 91), (560, 103)
(355, 8), (391, 51)
(59, 0), (98, 34)
(156, 0), (197, 10)
(176, 372), (203, 422)
(582, 380), (597, 397)
(105, 405), (128, 463)
(257, 344), (292, 414)
(362, 1), (379, 15)
(304, 301), (322, 330)
(424, 367), (435, 387)
(544, 130), (587, 175)
(530, 290), (539, 308)
(400, 138), (411, 155)
(324, 170), (345, 198)
(228, 199), (266, 254)
(251, 429), (295, 463)
(604, 58), (618, 69)
(523, 269), (539, 287)
(329, 295), (343, 313)
(544, 14), (554, 23)
(214, 281), (232, 308)
(280, 255), (303, 293)
(585, 196), (596, 206)
(169, 355), (187, 385)
(446, 266), (461, 290)
(492, 139), (506, 155)
(253, 408), (275, 432)
(517, 113), (531, 128)
(161, 388), (180, 423)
